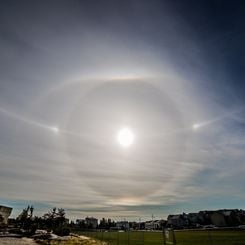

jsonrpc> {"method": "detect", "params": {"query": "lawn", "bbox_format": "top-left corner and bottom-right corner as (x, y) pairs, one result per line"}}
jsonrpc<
(174, 230), (245, 245)
(74, 229), (245, 245)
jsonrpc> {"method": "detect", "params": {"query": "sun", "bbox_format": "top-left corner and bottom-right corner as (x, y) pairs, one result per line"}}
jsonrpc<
(51, 126), (59, 133)
(192, 123), (201, 130)
(117, 127), (134, 147)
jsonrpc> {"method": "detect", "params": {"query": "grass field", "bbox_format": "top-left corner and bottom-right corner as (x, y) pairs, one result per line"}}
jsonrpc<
(74, 229), (245, 245)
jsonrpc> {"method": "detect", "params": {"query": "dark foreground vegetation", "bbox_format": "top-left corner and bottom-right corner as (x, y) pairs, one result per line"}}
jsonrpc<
(7, 206), (70, 236)
(0, 206), (74, 244)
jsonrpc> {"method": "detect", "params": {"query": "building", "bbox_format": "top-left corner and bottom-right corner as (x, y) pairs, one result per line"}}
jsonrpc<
(116, 221), (129, 230)
(167, 214), (188, 228)
(0, 205), (12, 226)
(145, 220), (165, 230)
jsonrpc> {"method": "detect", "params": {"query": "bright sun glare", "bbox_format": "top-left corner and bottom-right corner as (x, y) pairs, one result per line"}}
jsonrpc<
(117, 128), (134, 147)
(51, 126), (59, 133)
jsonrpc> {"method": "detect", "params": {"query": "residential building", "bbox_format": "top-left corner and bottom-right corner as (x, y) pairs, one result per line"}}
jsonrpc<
(116, 221), (129, 230)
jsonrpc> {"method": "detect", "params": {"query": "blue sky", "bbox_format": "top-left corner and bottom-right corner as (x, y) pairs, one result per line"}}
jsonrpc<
(0, 0), (245, 221)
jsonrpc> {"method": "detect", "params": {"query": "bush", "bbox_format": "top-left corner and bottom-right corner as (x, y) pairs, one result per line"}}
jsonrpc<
(53, 226), (70, 236)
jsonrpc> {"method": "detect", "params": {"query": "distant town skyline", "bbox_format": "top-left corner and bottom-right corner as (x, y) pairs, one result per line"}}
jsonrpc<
(0, 0), (245, 221)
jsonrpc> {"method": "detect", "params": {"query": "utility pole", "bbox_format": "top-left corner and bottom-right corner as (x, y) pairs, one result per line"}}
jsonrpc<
(152, 214), (154, 230)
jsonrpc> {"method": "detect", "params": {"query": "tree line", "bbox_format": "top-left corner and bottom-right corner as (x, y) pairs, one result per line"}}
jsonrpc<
(9, 206), (70, 236)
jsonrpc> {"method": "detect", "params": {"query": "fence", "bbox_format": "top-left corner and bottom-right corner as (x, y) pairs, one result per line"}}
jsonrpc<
(75, 229), (245, 245)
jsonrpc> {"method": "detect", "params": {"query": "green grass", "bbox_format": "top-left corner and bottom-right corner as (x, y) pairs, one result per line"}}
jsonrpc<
(175, 230), (245, 245)
(74, 230), (245, 245)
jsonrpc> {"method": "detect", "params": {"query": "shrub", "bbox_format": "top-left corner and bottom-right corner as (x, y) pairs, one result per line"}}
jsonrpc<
(53, 226), (70, 236)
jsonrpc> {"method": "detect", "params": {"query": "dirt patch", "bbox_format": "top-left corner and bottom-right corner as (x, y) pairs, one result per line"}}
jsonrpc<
(0, 237), (38, 244)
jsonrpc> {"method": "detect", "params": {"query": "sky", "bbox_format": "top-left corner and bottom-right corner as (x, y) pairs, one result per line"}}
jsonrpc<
(0, 0), (245, 221)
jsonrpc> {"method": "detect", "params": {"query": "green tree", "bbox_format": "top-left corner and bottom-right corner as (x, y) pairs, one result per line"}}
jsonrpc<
(43, 207), (68, 232)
